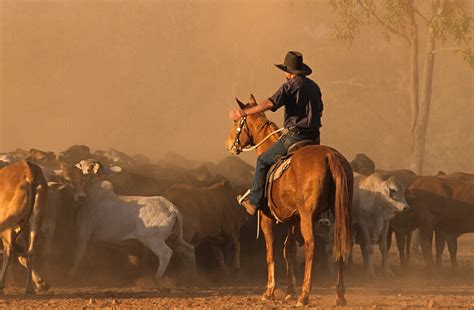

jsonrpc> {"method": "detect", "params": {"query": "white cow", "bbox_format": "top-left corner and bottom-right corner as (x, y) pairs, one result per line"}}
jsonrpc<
(352, 172), (411, 278)
(69, 178), (196, 280)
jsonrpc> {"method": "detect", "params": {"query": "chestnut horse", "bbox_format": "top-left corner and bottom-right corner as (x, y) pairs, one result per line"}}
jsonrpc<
(225, 95), (353, 306)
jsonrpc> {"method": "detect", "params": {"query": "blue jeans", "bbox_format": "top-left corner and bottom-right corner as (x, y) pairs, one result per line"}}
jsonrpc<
(248, 132), (320, 208)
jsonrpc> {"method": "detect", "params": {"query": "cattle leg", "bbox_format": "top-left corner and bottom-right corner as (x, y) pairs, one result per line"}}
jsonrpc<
(69, 235), (91, 277)
(297, 213), (315, 307)
(260, 213), (276, 301)
(379, 222), (393, 277)
(0, 230), (14, 294)
(229, 233), (241, 271)
(411, 229), (421, 257)
(419, 228), (435, 271)
(359, 223), (375, 278)
(387, 227), (393, 252)
(434, 230), (445, 269)
(23, 228), (42, 294)
(172, 239), (196, 277)
(395, 232), (408, 269)
(16, 254), (49, 292)
(406, 231), (412, 265)
(147, 239), (173, 281)
(446, 234), (458, 271)
(283, 224), (297, 301)
(211, 245), (228, 273)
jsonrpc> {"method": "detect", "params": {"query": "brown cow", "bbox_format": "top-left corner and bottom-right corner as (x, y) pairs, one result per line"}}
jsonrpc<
(408, 176), (474, 270)
(0, 160), (49, 294)
(438, 171), (474, 183)
(433, 171), (474, 270)
(377, 169), (419, 268)
(162, 180), (247, 272)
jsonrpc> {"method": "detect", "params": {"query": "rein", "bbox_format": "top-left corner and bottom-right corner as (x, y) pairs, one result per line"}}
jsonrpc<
(232, 117), (287, 154)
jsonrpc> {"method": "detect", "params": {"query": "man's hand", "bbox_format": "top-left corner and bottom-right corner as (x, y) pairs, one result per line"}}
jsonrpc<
(229, 108), (246, 121)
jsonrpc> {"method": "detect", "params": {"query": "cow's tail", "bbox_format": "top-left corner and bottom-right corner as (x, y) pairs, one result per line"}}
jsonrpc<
(327, 151), (353, 262)
(13, 163), (39, 250)
(171, 203), (186, 243)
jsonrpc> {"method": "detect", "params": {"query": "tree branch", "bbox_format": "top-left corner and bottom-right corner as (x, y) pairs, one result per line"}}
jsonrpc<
(413, 8), (430, 24)
(431, 47), (465, 54)
(356, 0), (410, 42)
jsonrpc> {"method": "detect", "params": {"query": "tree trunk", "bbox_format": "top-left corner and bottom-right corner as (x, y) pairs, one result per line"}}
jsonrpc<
(407, 1), (420, 173)
(407, 1), (419, 133)
(411, 32), (436, 175)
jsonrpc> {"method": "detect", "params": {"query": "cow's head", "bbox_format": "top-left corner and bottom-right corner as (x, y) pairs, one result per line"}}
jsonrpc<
(51, 163), (88, 204)
(381, 176), (410, 218)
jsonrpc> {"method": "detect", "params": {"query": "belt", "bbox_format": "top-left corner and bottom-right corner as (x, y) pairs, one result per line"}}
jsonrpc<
(287, 126), (319, 135)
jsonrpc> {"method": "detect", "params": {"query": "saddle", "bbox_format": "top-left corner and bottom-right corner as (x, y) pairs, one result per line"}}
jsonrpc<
(264, 140), (319, 222)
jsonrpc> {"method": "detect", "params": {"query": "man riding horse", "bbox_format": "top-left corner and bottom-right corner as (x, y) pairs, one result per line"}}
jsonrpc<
(229, 51), (323, 215)
(226, 51), (352, 306)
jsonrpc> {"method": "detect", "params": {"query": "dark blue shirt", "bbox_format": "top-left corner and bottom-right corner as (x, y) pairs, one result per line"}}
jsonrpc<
(268, 76), (324, 129)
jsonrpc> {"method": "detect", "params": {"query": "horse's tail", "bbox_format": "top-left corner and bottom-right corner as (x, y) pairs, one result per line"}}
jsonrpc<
(327, 151), (353, 261)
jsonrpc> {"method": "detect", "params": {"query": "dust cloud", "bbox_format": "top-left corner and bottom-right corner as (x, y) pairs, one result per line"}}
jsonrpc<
(1, 0), (472, 173)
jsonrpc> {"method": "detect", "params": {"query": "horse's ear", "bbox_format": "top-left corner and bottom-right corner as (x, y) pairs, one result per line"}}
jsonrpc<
(235, 97), (246, 110)
(249, 94), (257, 105)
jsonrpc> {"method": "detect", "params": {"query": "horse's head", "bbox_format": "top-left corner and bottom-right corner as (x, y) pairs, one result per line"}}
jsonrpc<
(225, 94), (258, 155)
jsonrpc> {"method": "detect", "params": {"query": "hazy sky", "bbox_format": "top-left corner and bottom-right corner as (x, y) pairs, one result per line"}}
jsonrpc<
(1, 0), (472, 173)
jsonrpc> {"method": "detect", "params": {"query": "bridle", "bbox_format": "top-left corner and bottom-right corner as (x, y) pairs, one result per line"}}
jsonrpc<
(230, 117), (287, 155)
(231, 117), (253, 155)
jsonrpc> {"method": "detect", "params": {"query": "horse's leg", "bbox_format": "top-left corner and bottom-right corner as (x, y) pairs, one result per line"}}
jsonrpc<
(283, 224), (297, 300)
(297, 212), (315, 307)
(260, 212), (276, 301)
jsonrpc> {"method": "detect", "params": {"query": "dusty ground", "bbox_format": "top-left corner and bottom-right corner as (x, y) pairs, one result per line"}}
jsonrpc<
(2, 235), (474, 309)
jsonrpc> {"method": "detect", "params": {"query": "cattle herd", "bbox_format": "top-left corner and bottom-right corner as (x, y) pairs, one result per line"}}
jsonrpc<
(0, 146), (473, 301)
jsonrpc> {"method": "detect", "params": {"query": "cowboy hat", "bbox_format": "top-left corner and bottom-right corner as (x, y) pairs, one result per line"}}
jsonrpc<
(275, 51), (312, 76)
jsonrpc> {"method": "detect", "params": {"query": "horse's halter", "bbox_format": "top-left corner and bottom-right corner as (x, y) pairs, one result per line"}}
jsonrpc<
(231, 117), (253, 155)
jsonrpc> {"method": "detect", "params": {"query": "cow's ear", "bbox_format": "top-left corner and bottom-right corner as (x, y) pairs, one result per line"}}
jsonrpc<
(110, 165), (122, 173)
(92, 163), (101, 174)
(405, 189), (416, 200)
(235, 97), (246, 110)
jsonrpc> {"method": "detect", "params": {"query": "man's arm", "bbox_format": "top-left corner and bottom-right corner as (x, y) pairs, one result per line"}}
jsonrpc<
(229, 99), (274, 121)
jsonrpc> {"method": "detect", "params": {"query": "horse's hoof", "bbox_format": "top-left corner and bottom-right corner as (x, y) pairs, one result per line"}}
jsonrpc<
(261, 293), (274, 301)
(285, 294), (296, 301)
(37, 281), (50, 292)
(296, 298), (308, 307)
(336, 297), (347, 306)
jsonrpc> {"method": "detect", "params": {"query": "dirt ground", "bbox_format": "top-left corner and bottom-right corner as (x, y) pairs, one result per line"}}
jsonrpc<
(3, 235), (474, 309)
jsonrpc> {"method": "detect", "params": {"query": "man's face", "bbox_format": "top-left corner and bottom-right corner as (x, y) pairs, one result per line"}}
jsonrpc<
(285, 72), (292, 80)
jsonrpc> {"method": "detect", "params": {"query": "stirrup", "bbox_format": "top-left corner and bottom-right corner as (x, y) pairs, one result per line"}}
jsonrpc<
(238, 189), (251, 204)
